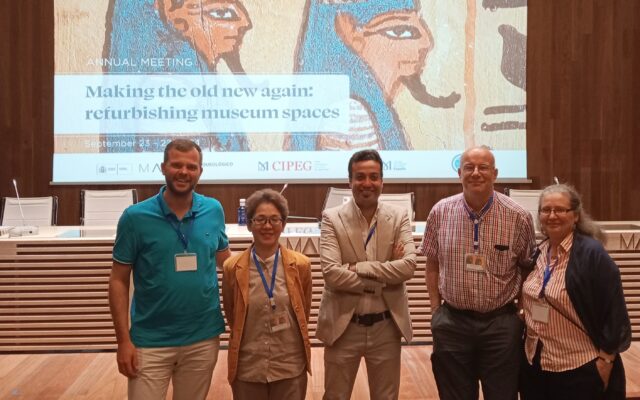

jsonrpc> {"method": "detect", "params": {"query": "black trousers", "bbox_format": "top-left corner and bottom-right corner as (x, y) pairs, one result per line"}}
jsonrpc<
(430, 303), (523, 400)
(519, 342), (604, 400)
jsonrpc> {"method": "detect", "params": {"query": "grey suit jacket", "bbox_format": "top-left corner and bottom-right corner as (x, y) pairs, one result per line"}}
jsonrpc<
(316, 199), (417, 346)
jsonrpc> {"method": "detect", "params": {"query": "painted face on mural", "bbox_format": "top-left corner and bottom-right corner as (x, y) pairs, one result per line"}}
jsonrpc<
(158, 0), (252, 72)
(336, 9), (460, 108)
(336, 10), (432, 100)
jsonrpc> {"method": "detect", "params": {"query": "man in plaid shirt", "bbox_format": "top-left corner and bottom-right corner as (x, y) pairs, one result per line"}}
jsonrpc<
(420, 146), (536, 400)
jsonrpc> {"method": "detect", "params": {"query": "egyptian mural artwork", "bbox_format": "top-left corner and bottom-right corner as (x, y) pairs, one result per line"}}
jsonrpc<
(53, 0), (527, 181)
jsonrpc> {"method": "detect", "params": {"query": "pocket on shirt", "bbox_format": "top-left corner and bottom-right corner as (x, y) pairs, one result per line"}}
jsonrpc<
(488, 249), (515, 277)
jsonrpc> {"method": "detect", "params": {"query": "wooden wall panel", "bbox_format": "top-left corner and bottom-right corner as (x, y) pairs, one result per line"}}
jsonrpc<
(0, 0), (638, 225)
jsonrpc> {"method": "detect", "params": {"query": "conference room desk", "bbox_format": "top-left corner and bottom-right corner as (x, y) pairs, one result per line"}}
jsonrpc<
(0, 222), (639, 352)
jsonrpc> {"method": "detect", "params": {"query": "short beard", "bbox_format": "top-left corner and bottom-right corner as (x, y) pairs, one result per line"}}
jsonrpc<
(401, 74), (461, 108)
(221, 52), (245, 74)
(165, 180), (195, 197)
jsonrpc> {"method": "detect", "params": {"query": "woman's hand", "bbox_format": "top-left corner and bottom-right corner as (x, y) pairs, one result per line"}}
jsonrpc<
(595, 357), (614, 390)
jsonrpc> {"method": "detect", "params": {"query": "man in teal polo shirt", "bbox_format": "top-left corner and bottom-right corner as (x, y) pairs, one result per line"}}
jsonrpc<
(109, 139), (231, 400)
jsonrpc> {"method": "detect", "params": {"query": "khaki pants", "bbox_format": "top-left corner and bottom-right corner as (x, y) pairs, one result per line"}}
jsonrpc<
(129, 337), (220, 400)
(323, 319), (402, 400)
(231, 371), (308, 400)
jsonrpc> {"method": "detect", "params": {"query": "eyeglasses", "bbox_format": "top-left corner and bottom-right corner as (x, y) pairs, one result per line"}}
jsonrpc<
(461, 164), (493, 174)
(250, 216), (284, 226)
(539, 207), (574, 216)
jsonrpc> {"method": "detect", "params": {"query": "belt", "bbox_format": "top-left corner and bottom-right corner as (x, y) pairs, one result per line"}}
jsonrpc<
(443, 302), (516, 320)
(350, 310), (392, 327)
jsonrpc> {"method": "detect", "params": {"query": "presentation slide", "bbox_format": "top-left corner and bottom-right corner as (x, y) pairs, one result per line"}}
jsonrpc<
(54, 0), (527, 183)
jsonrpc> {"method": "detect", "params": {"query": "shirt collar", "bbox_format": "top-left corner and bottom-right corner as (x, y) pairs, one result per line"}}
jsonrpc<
(251, 245), (280, 269)
(461, 191), (495, 219)
(156, 185), (201, 219)
(559, 232), (574, 255)
(351, 199), (379, 228)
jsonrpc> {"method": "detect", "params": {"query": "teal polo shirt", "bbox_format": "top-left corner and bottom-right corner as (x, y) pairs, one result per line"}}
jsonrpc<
(113, 186), (228, 347)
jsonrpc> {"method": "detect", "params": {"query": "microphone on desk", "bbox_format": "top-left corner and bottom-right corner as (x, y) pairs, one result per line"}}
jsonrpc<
(277, 183), (320, 226)
(8, 178), (39, 237)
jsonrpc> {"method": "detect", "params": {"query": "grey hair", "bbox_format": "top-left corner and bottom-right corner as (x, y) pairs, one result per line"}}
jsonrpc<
(538, 183), (605, 243)
(245, 189), (289, 222)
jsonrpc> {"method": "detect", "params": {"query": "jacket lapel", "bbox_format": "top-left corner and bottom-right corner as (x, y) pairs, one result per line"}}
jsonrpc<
(338, 200), (367, 261)
(375, 204), (393, 261)
(235, 249), (251, 306)
(280, 247), (298, 299)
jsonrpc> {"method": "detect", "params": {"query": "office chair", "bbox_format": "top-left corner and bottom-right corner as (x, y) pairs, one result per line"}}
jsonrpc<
(0, 196), (58, 226)
(80, 189), (137, 226)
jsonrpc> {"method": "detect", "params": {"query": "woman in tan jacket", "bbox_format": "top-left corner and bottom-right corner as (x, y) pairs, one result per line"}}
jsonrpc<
(222, 189), (312, 399)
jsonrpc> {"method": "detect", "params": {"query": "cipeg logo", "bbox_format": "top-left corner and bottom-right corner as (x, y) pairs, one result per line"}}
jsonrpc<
(259, 160), (313, 172)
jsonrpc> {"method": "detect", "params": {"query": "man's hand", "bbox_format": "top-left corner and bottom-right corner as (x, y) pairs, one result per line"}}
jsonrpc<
(116, 340), (139, 378)
(516, 297), (525, 321)
(362, 278), (385, 296)
(425, 259), (442, 316)
(391, 242), (404, 260)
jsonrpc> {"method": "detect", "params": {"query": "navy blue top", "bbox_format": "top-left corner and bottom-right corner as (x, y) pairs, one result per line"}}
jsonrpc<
(566, 232), (631, 399)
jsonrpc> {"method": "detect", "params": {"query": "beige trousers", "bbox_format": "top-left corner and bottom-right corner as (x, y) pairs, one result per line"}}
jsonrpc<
(231, 371), (308, 400)
(128, 337), (220, 400)
(323, 318), (402, 400)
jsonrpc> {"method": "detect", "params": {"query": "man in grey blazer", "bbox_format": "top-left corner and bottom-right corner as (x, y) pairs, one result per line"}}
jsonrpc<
(317, 149), (417, 400)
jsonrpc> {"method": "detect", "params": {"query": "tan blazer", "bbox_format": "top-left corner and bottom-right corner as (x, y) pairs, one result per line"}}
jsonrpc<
(316, 200), (417, 346)
(222, 246), (312, 383)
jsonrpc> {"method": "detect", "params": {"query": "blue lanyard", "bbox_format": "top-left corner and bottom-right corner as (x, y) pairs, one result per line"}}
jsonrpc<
(252, 247), (279, 310)
(365, 222), (377, 250)
(463, 195), (494, 252)
(539, 246), (558, 298)
(157, 196), (193, 252)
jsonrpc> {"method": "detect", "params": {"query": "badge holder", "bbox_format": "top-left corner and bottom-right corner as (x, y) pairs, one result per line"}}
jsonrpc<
(175, 253), (198, 271)
(269, 310), (291, 332)
(531, 301), (549, 323)
(464, 253), (486, 272)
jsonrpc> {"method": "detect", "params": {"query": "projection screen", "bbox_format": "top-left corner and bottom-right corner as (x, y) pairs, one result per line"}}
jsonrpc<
(53, 0), (528, 183)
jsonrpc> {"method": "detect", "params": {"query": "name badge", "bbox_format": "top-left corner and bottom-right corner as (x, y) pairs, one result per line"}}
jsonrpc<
(175, 253), (198, 272)
(269, 310), (291, 333)
(531, 302), (549, 323)
(465, 253), (486, 272)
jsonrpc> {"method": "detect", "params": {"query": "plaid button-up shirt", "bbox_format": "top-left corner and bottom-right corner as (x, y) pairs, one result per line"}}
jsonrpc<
(420, 192), (536, 312)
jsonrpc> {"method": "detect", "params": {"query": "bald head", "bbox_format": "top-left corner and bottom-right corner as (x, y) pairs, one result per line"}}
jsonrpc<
(460, 146), (496, 168)
(458, 146), (498, 209)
